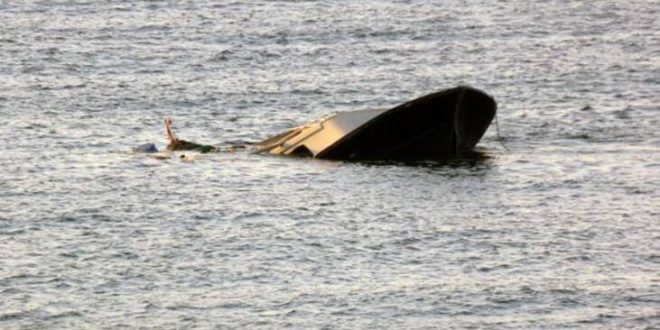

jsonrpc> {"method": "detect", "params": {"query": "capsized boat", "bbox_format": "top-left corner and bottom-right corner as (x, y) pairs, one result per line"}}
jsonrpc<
(256, 86), (497, 161)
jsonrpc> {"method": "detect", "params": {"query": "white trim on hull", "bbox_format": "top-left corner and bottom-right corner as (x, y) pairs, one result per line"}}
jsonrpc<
(257, 108), (388, 157)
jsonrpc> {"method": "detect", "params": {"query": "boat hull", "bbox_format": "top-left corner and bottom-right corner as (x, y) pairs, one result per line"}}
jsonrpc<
(257, 86), (497, 161)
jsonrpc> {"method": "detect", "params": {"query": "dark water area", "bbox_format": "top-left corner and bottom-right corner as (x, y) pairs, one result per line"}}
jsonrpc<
(1, 1), (658, 329)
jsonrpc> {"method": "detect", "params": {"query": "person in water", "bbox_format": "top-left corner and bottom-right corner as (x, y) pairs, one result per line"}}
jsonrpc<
(164, 117), (217, 153)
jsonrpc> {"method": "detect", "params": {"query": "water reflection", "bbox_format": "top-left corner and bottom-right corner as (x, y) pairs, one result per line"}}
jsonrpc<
(350, 150), (494, 171)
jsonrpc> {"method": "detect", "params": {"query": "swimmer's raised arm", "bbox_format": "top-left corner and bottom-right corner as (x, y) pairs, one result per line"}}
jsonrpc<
(163, 117), (216, 153)
(164, 117), (177, 144)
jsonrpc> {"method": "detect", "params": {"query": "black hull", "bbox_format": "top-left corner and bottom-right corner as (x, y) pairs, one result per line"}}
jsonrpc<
(316, 86), (497, 161)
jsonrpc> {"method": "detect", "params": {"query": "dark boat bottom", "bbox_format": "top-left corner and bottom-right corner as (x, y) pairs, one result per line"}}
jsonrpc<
(317, 86), (497, 161)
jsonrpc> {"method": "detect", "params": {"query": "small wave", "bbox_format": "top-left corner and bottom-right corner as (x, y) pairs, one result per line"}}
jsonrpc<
(0, 310), (34, 322)
(136, 69), (165, 74)
(32, 83), (86, 91)
(476, 264), (512, 272)
(136, 24), (172, 32)
(44, 311), (84, 320)
(624, 293), (660, 304)
(577, 313), (620, 324)
(112, 6), (132, 12)
(564, 133), (591, 140)
(612, 107), (633, 120)
(209, 52), (231, 62)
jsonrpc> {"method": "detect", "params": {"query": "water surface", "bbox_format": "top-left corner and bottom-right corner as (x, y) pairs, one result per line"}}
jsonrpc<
(1, 1), (658, 329)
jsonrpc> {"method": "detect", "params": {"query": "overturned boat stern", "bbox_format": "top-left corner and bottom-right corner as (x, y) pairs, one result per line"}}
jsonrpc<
(257, 86), (497, 161)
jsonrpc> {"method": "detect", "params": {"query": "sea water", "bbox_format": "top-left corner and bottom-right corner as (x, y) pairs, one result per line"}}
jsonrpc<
(0, 1), (658, 328)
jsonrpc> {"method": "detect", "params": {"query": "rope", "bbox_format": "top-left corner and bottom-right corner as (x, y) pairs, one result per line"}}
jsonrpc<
(494, 111), (510, 151)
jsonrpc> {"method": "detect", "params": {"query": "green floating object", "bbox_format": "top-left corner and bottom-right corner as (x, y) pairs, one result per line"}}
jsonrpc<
(167, 140), (216, 153)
